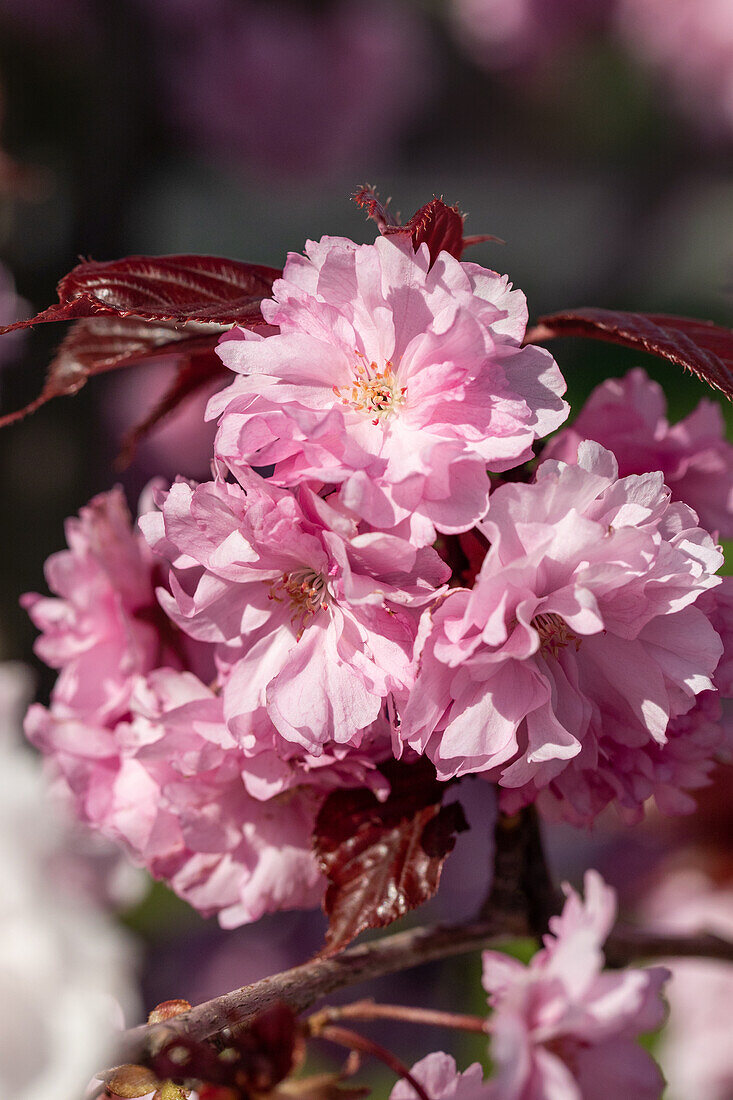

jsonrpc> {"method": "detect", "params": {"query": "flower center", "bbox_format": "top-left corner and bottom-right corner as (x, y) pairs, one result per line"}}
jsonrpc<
(531, 612), (580, 658)
(268, 567), (330, 638)
(333, 356), (406, 425)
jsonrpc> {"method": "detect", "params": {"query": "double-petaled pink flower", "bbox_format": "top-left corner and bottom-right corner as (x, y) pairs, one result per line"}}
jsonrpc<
(27, 664), (392, 928)
(515, 577), (733, 825)
(392, 873), (668, 1099)
(211, 234), (567, 539)
(21, 488), (162, 726)
(141, 470), (448, 753)
(22, 486), (396, 927)
(482, 871), (669, 1099)
(545, 368), (733, 538)
(399, 443), (724, 806)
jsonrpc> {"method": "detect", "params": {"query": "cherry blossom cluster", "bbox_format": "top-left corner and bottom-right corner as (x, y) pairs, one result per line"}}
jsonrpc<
(23, 230), (732, 933)
(395, 872), (669, 1100)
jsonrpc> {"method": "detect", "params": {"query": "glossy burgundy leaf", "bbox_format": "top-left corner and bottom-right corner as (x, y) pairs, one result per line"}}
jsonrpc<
(314, 759), (468, 957)
(0, 254), (280, 334)
(528, 308), (733, 401)
(0, 254), (279, 430)
(0, 315), (226, 431)
(354, 186), (497, 266)
(52, 316), (223, 379)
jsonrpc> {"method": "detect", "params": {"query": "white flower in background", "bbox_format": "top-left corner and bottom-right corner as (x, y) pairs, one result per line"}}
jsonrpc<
(0, 663), (139, 1100)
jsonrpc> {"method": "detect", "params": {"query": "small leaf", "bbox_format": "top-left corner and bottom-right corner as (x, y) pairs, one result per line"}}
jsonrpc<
(101, 1063), (161, 1097)
(354, 186), (497, 267)
(527, 308), (733, 401)
(53, 316), (223, 382)
(314, 759), (468, 957)
(148, 999), (193, 1025)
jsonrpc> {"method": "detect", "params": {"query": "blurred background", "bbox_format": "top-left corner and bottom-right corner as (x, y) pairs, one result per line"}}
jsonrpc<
(0, 1), (731, 1095)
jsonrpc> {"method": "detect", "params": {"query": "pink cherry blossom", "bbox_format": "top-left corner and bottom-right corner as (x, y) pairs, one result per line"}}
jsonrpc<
(27, 667), (391, 928)
(502, 571), (733, 826)
(210, 234), (568, 538)
(399, 443), (724, 804)
(544, 368), (733, 537)
(23, 485), (396, 925)
(141, 470), (448, 753)
(391, 1053), (493, 1100)
(21, 488), (163, 725)
(482, 871), (669, 1100)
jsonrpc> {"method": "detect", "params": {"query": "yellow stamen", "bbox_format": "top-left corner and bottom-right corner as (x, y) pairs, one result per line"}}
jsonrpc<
(333, 356), (406, 424)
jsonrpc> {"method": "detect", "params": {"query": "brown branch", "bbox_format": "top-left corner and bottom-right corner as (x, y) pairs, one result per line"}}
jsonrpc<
(316, 1024), (432, 1100)
(606, 926), (733, 967)
(117, 917), (512, 1064)
(479, 806), (561, 938)
(116, 906), (733, 1073)
(307, 1000), (489, 1036)
(115, 792), (733, 1072)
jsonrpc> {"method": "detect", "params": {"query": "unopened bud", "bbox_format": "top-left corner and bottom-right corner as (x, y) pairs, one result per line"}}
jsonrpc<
(102, 1062), (160, 1097)
(148, 999), (192, 1025)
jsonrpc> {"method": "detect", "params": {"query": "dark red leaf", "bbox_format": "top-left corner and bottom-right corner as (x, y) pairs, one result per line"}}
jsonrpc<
(0, 254), (280, 334)
(314, 759), (468, 957)
(52, 316), (221, 379)
(354, 186), (498, 267)
(0, 254), (279, 430)
(0, 316), (226, 430)
(527, 308), (733, 401)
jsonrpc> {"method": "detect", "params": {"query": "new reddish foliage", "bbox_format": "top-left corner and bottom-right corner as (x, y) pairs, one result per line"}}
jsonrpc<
(529, 308), (733, 401)
(353, 186), (497, 266)
(0, 254), (280, 429)
(1, 254), (280, 332)
(314, 760), (468, 957)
